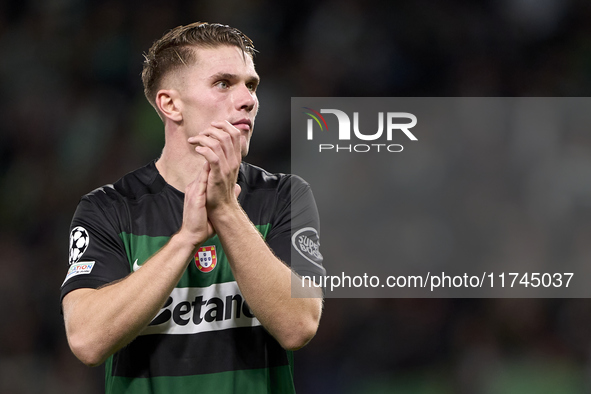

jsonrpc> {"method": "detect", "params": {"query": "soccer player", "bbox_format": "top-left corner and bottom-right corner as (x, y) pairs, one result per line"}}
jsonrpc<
(61, 22), (325, 393)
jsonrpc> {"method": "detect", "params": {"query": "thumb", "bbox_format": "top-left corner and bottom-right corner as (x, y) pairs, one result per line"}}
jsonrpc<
(197, 162), (210, 195)
(234, 184), (241, 199)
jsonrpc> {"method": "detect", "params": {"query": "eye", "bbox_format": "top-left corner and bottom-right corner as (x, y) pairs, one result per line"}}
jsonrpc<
(216, 80), (229, 89)
(246, 82), (258, 92)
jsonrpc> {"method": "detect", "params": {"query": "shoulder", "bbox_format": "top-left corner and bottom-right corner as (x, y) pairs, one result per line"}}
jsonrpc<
(74, 162), (166, 231)
(81, 161), (163, 206)
(238, 162), (311, 196)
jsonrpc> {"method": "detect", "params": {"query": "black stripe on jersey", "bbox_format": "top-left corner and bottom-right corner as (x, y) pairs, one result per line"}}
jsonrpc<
(112, 326), (289, 377)
(100, 161), (290, 238)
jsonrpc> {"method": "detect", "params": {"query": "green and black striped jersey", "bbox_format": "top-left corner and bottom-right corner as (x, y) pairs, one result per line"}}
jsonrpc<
(61, 160), (325, 394)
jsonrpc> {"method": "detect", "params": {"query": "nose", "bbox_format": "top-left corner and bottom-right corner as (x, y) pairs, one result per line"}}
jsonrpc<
(234, 84), (257, 112)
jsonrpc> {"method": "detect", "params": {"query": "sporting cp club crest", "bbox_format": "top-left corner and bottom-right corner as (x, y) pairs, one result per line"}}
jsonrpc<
(195, 246), (217, 273)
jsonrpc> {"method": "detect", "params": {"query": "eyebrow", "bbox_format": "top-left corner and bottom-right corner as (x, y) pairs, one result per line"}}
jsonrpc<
(210, 72), (260, 85)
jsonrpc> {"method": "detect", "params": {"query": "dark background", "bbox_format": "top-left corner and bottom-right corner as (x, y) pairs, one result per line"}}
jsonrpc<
(2, 0), (591, 393)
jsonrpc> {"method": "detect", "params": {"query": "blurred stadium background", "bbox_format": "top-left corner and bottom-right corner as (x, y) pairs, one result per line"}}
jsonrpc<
(2, 0), (591, 393)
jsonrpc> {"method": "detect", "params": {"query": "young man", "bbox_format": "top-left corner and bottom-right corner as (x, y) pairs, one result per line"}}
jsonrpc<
(61, 22), (325, 393)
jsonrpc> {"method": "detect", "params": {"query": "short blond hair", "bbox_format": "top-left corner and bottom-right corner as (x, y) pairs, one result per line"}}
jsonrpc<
(141, 22), (256, 111)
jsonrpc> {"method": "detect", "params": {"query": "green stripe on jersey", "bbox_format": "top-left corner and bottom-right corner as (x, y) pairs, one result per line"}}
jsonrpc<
(118, 224), (271, 289)
(105, 360), (295, 394)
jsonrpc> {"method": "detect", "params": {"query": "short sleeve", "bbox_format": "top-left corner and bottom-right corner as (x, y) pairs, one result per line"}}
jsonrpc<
(266, 176), (326, 279)
(60, 195), (130, 302)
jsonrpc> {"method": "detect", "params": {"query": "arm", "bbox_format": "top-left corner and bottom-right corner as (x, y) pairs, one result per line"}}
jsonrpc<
(211, 203), (323, 350)
(63, 164), (213, 366)
(190, 121), (323, 351)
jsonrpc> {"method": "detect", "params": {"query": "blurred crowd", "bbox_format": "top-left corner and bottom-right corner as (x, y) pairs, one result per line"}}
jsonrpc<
(2, 0), (591, 393)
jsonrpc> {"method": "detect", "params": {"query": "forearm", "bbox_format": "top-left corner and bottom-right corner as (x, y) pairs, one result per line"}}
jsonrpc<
(210, 204), (323, 350)
(63, 233), (197, 366)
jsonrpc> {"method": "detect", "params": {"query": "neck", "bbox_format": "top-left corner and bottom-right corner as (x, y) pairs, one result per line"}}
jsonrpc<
(156, 140), (206, 193)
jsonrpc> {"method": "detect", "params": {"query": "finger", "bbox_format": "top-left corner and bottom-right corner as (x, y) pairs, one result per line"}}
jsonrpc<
(193, 138), (227, 176)
(190, 122), (241, 168)
(197, 161), (210, 195)
(234, 184), (241, 199)
(211, 121), (242, 161)
(189, 125), (237, 162)
(185, 163), (202, 195)
(184, 162), (209, 204)
(191, 133), (229, 163)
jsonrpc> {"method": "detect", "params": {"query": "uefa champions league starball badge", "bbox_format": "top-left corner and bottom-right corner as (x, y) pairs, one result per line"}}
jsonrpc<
(69, 226), (90, 265)
(195, 246), (217, 273)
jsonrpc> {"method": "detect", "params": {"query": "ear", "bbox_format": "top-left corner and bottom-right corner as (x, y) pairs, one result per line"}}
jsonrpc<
(155, 89), (183, 122)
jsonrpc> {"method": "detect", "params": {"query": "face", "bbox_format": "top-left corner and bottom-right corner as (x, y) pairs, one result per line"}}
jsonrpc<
(172, 45), (260, 157)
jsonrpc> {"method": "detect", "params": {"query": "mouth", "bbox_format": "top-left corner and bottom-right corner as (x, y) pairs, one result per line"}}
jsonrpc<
(231, 119), (252, 132)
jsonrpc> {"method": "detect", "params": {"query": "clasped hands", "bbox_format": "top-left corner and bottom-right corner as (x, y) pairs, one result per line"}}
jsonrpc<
(180, 121), (243, 247)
